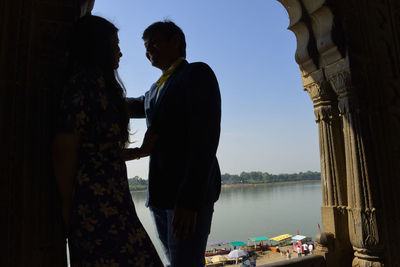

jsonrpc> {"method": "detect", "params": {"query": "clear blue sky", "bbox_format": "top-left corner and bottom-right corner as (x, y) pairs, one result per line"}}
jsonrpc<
(93, 0), (320, 179)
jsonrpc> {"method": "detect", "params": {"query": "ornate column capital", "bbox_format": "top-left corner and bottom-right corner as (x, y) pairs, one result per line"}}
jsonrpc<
(325, 58), (352, 97)
(324, 58), (359, 115)
(328, 70), (352, 98)
(313, 104), (334, 123)
(303, 69), (337, 104)
(305, 80), (336, 106)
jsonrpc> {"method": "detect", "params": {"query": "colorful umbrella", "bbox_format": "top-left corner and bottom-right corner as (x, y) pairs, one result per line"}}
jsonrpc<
(228, 249), (248, 259)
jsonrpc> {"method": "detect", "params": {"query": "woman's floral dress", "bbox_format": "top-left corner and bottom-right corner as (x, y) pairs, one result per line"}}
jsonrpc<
(58, 68), (163, 267)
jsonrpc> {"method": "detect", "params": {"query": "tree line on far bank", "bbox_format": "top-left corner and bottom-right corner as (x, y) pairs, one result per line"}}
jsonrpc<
(221, 171), (320, 185)
(128, 171), (321, 192)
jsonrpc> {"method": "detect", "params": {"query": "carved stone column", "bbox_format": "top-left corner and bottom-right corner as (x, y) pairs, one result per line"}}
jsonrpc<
(303, 69), (352, 266)
(326, 58), (384, 267)
(277, 1), (352, 265)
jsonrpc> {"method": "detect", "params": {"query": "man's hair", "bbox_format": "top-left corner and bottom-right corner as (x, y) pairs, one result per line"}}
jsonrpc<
(142, 20), (186, 57)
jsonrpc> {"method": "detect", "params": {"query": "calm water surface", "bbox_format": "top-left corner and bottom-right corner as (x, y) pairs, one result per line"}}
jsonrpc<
(131, 181), (322, 256)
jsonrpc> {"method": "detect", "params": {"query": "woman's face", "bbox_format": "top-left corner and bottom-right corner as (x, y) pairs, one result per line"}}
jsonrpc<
(111, 33), (122, 69)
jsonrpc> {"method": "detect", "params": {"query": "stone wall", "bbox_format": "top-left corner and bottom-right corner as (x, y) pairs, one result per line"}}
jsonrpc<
(0, 0), (80, 266)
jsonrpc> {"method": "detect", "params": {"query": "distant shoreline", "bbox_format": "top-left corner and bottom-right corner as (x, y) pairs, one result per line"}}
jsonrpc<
(221, 179), (320, 188)
(130, 179), (320, 193)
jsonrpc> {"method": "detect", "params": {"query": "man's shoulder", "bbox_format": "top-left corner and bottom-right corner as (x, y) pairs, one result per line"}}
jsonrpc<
(187, 61), (213, 72)
(185, 61), (217, 80)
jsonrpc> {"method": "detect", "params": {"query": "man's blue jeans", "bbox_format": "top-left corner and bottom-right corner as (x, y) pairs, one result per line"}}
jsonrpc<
(150, 204), (214, 267)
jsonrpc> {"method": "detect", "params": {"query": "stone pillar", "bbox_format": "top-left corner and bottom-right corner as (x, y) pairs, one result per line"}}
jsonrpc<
(326, 58), (384, 267)
(1, 0), (81, 266)
(303, 69), (352, 266)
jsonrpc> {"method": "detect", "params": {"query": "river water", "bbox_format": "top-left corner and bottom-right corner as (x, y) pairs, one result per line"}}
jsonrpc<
(131, 181), (322, 257)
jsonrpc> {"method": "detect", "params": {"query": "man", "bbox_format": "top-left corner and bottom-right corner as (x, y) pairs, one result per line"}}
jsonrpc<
(308, 243), (314, 254)
(297, 245), (302, 257)
(302, 242), (309, 255)
(127, 20), (221, 267)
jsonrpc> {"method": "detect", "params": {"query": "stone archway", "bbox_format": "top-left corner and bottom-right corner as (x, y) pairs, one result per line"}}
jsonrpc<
(1, 0), (400, 266)
(277, 1), (400, 266)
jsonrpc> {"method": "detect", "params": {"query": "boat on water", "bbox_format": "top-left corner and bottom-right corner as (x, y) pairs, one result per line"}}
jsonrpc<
(269, 234), (293, 246)
(205, 249), (230, 257)
(205, 241), (231, 257)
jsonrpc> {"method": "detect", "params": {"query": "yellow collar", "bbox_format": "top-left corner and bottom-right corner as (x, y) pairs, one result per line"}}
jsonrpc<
(156, 57), (185, 88)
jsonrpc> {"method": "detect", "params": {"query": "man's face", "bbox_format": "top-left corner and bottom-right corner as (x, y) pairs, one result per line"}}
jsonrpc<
(144, 31), (180, 71)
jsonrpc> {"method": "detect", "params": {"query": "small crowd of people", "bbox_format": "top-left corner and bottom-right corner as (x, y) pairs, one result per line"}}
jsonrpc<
(296, 242), (314, 257)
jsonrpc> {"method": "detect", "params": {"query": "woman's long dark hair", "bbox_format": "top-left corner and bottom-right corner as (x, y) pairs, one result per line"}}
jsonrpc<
(67, 15), (129, 148)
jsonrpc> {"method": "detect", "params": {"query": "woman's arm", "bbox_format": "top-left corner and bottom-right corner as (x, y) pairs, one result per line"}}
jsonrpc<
(122, 126), (159, 161)
(52, 133), (80, 234)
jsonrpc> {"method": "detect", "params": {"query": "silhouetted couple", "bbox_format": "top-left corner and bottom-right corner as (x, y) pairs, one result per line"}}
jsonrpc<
(53, 15), (221, 267)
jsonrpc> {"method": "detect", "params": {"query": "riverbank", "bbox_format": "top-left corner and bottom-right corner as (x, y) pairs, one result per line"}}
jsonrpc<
(129, 171), (321, 192)
(130, 180), (320, 193)
(221, 179), (320, 189)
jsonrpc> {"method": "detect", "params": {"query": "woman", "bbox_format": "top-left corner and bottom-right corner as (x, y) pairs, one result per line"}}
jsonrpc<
(52, 15), (162, 266)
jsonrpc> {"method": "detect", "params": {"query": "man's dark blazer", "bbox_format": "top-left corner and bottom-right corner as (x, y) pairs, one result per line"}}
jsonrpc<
(127, 60), (221, 211)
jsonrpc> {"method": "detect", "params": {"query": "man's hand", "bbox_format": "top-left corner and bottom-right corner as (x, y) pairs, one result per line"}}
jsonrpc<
(139, 126), (159, 157)
(172, 208), (197, 240)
